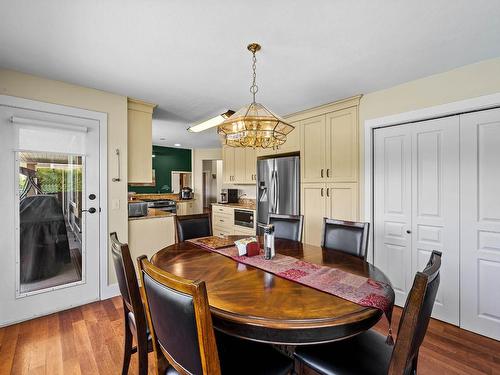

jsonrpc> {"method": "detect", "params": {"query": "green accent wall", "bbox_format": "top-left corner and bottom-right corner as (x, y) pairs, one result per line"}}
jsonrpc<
(128, 145), (191, 193)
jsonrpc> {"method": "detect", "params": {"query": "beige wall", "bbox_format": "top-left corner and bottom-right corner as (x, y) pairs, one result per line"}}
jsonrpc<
(0, 68), (128, 285)
(192, 148), (222, 211)
(359, 57), (500, 216)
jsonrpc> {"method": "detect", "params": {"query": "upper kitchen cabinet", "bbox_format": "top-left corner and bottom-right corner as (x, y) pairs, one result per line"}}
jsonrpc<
(325, 107), (358, 182)
(255, 120), (301, 157)
(222, 145), (257, 184)
(301, 115), (326, 182)
(128, 98), (157, 184)
(299, 97), (360, 183)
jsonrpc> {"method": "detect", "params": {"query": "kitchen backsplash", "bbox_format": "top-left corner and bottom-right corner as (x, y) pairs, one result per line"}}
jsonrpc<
(222, 184), (257, 199)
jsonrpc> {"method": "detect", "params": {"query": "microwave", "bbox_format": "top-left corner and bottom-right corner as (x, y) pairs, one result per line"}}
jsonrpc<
(234, 209), (254, 228)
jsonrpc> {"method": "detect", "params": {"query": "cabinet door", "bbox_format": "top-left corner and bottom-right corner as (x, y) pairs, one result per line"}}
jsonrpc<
(325, 107), (358, 182)
(301, 115), (326, 182)
(460, 108), (500, 340)
(327, 183), (358, 221)
(245, 148), (257, 183)
(223, 146), (234, 184)
(301, 183), (327, 246)
(276, 121), (300, 154)
(233, 149), (246, 183)
(128, 108), (153, 184)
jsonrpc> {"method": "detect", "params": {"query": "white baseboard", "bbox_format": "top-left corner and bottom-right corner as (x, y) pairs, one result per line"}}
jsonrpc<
(100, 283), (120, 300)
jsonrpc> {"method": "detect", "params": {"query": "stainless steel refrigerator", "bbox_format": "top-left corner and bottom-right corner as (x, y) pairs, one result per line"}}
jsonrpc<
(257, 155), (300, 232)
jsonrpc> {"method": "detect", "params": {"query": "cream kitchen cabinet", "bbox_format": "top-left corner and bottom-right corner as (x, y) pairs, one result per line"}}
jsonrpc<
(301, 115), (326, 182)
(301, 182), (358, 246)
(301, 183), (328, 246)
(176, 200), (196, 215)
(300, 106), (358, 183)
(128, 98), (157, 184)
(212, 204), (256, 236)
(255, 121), (301, 157)
(222, 146), (257, 184)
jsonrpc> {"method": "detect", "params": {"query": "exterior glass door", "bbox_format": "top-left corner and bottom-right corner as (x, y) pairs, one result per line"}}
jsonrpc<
(0, 101), (100, 326)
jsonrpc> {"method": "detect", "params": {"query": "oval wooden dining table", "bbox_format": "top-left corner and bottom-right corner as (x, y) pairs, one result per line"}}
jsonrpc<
(150, 237), (392, 345)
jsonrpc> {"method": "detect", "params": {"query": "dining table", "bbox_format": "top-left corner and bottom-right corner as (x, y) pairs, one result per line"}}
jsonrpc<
(150, 236), (393, 345)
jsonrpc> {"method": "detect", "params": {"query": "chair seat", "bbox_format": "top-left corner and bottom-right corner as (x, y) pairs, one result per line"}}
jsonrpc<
(164, 331), (293, 375)
(217, 332), (293, 375)
(294, 330), (393, 375)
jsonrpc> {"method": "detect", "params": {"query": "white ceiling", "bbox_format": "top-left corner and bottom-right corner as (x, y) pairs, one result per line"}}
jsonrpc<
(1, 0), (500, 148)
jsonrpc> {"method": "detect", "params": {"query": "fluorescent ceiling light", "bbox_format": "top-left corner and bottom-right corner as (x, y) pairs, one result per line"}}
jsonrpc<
(187, 110), (235, 133)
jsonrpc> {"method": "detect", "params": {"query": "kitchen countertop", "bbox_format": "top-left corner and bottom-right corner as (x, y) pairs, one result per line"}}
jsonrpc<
(212, 201), (256, 210)
(128, 208), (176, 221)
(128, 193), (195, 203)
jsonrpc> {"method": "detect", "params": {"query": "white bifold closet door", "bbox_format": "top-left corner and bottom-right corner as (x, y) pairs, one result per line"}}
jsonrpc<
(460, 108), (500, 340)
(374, 116), (460, 325)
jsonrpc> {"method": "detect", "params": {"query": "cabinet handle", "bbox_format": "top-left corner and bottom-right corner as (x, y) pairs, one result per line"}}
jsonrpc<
(321, 188), (324, 197)
(326, 188), (330, 197)
(321, 169), (324, 178)
(326, 169), (330, 178)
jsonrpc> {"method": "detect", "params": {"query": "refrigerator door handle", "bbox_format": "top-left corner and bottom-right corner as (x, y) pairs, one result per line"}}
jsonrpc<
(270, 170), (276, 213)
(275, 169), (280, 213)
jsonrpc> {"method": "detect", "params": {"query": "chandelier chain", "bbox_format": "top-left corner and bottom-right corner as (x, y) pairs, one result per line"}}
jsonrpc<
(250, 51), (259, 103)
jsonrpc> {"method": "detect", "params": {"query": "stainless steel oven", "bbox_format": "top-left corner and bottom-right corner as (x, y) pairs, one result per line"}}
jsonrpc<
(234, 209), (254, 228)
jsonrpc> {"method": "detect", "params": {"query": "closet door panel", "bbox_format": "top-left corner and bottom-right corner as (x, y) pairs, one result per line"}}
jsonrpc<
(411, 117), (460, 325)
(374, 125), (412, 306)
(460, 108), (500, 340)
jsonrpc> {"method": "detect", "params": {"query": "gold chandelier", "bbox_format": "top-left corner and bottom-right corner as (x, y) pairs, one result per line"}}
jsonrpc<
(218, 43), (294, 148)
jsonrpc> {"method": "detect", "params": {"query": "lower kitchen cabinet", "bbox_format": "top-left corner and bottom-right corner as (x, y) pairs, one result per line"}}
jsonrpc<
(301, 182), (358, 246)
(176, 200), (196, 215)
(212, 204), (256, 236)
(128, 216), (175, 271)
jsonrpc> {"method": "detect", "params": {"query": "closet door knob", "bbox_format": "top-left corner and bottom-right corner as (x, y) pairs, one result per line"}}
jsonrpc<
(406, 230), (411, 234)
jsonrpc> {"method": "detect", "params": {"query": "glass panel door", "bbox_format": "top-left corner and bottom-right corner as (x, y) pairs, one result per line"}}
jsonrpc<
(17, 152), (85, 296)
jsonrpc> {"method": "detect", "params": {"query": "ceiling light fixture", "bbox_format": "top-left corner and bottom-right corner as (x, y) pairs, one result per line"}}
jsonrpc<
(187, 110), (235, 133)
(174, 143), (182, 147)
(217, 43), (294, 148)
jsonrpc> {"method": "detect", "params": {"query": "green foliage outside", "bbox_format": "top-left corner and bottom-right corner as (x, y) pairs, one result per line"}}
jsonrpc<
(33, 168), (82, 194)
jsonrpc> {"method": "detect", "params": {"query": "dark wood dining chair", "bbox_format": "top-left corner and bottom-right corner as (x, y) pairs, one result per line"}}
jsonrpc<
(110, 232), (152, 375)
(137, 255), (294, 375)
(294, 250), (442, 375)
(175, 213), (212, 242)
(321, 218), (370, 260)
(268, 213), (304, 242)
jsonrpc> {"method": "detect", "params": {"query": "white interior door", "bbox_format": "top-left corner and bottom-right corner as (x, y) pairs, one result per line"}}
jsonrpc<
(460, 108), (500, 340)
(374, 117), (460, 324)
(374, 125), (412, 306)
(410, 117), (459, 324)
(0, 104), (100, 326)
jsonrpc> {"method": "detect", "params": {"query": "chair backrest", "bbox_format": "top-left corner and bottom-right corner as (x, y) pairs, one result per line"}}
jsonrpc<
(175, 213), (212, 242)
(321, 218), (370, 259)
(388, 251), (442, 375)
(109, 233), (146, 321)
(138, 255), (221, 375)
(268, 214), (304, 242)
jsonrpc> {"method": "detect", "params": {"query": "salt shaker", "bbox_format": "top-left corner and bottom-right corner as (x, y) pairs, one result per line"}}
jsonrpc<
(264, 224), (275, 260)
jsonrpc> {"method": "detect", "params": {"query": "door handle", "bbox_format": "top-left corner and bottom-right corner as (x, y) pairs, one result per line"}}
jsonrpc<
(406, 230), (412, 234)
(321, 188), (324, 197)
(82, 207), (97, 214)
(326, 188), (330, 197)
(321, 169), (324, 178)
(326, 169), (330, 178)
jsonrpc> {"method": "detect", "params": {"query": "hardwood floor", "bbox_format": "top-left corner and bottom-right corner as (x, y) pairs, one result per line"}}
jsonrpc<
(0, 297), (499, 374)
